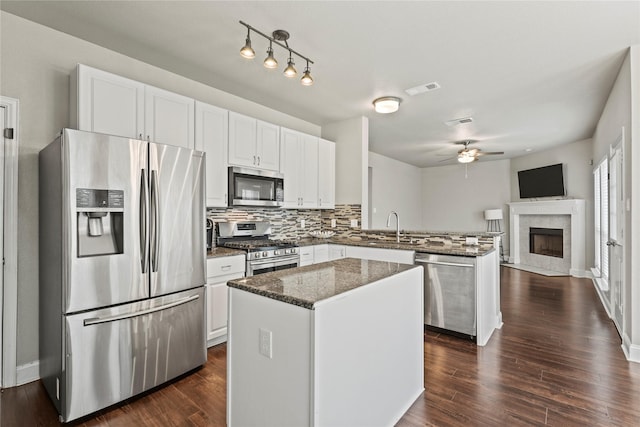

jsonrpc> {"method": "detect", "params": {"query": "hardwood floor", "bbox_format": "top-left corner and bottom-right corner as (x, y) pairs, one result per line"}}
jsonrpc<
(2, 267), (640, 426)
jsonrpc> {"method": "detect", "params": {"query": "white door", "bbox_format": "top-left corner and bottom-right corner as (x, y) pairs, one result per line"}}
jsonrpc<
(0, 105), (5, 385)
(144, 86), (195, 148)
(608, 142), (624, 332)
(195, 102), (228, 207)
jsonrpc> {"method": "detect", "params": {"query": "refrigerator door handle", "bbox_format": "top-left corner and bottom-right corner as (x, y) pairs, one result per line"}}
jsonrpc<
(83, 294), (200, 326)
(140, 169), (149, 273)
(151, 169), (160, 272)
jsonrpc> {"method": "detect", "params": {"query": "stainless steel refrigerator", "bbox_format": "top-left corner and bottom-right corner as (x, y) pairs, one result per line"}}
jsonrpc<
(39, 129), (206, 422)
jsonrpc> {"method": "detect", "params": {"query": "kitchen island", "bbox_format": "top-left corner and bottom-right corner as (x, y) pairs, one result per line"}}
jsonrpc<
(226, 258), (424, 427)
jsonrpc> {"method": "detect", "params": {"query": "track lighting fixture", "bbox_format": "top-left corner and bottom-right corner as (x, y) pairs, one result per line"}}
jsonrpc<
(263, 41), (278, 69)
(239, 27), (255, 59)
(301, 61), (314, 86)
(239, 21), (314, 86)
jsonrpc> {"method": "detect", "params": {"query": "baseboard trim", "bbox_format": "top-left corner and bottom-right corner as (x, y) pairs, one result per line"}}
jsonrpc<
(622, 335), (640, 363)
(591, 278), (612, 318)
(16, 360), (39, 386)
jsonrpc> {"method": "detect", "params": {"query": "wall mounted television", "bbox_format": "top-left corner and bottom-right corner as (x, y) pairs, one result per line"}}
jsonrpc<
(517, 163), (565, 198)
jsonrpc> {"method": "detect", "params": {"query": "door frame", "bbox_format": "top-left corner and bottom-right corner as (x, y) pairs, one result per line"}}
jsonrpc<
(1, 96), (19, 388)
(609, 134), (625, 334)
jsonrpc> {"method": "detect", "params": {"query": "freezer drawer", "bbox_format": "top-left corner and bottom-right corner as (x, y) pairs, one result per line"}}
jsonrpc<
(61, 287), (206, 422)
(415, 254), (476, 337)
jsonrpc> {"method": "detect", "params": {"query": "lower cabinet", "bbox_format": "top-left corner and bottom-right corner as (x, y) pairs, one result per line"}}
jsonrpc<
(206, 254), (245, 347)
(328, 244), (347, 261)
(344, 246), (414, 264)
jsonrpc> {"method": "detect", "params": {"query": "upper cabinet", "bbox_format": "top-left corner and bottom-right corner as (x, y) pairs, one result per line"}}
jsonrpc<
(195, 101), (228, 207)
(318, 138), (336, 209)
(280, 128), (319, 209)
(71, 64), (195, 149)
(228, 112), (280, 171)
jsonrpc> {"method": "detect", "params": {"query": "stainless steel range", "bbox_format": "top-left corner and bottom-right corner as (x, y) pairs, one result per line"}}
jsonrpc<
(217, 221), (299, 276)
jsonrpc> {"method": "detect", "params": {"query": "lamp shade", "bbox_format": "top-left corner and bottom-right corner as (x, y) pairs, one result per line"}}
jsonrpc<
(484, 209), (503, 220)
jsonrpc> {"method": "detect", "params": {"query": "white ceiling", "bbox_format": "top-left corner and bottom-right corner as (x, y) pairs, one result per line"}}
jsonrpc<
(2, 1), (639, 167)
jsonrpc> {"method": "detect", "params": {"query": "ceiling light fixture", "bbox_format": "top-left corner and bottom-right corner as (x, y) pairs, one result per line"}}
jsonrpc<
(239, 21), (314, 86)
(373, 97), (401, 114)
(239, 27), (255, 59)
(263, 41), (278, 69)
(457, 151), (476, 163)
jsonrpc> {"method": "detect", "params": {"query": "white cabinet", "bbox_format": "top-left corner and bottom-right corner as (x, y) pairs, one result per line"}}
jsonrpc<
(72, 64), (195, 148)
(206, 254), (245, 346)
(280, 128), (319, 208)
(144, 85), (195, 149)
(318, 139), (336, 209)
(299, 246), (315, 267)
(328, 244), (347, 260)
(195, 102), (228, 207)
(314, 244), (329, 263)
(345, 246), (414, 264)
(228, 112), (280, 171)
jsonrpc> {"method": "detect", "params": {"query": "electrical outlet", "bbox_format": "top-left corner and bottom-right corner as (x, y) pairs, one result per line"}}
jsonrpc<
(350, 219), (358, 228)
(331, 219), (336, 228)
(259, 328), (272, 358)
(465, 236), (478, 246)
(300, 219), (305, 229)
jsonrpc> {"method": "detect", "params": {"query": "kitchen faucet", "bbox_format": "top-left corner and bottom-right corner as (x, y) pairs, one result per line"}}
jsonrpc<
(386, 211), (400, 243)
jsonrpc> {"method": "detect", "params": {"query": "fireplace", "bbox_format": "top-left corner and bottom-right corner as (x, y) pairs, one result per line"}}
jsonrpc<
(529, 227), (563, 258)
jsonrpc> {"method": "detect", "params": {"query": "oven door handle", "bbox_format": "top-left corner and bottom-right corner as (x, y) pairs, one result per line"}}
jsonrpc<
(250, 256), (299, 267)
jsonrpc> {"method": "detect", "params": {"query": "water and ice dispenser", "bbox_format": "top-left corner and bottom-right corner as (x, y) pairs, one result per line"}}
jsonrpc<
(76, 188), (124, 257)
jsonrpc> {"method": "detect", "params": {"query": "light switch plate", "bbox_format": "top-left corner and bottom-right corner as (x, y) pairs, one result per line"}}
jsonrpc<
(300, 219), (305, 229)
(331, 219), (337, 228)
(465, 237), (478, 246)
(350, 219), (358, 228)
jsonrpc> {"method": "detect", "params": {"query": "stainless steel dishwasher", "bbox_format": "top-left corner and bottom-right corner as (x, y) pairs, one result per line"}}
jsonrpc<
(414, 253), (476, 338)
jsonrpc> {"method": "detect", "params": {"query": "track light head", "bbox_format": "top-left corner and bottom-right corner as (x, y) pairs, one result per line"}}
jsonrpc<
(301, 63), (313, 86)
(263, 44), (278, 69)
(283, 55), (297, 78)
(239, 29), (255, 59)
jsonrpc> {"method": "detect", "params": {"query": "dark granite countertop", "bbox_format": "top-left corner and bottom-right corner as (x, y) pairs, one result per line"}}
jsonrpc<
(295, 237), (495, 257)
(207, 247), (245, 258)
(228, 258), (418, 310)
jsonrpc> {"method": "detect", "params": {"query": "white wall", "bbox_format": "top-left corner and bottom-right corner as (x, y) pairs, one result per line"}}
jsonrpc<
(0, 11), (320, 367)
(421, 159), (511, 236)
(510, 138), (594, 271)
(368, 152), (422, 230)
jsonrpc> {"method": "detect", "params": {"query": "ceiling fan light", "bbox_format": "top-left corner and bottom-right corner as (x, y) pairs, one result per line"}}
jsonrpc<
(458, 153), (475, 163)
(263, 46), (278, 69)
(373, 97), (401, 114)
(284, 57), (297, 77)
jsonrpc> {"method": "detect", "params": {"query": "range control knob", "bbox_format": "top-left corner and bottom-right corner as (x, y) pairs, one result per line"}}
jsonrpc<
(254, 252), (261, 259)
(262, 251), (268, 257)
(274, 249), (282, 256)
(290, 248), (297, 254)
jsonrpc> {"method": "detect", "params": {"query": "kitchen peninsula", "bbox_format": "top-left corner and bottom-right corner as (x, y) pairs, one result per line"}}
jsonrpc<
(226, 258), (424, 427)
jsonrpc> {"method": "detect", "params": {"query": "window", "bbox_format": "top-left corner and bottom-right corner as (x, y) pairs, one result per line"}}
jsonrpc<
(593, 157), (608, 289)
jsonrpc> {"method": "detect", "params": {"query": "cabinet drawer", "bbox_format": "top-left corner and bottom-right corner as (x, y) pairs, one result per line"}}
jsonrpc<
(207, 255), (245, 280)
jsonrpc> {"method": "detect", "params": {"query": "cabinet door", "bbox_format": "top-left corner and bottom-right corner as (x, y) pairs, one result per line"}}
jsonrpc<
(314, 244), (329, 264)
(75, 64), (144, 138)
(195, 102), (228, 207)
(299, 246), (315, 266)
(228, 112), (257, 168)
(206, 282), (229, 345)
(301, 134), (319, 208)
(256, 120), (280, 171)
(318, 139), (335, 209)
(144, 85), (195, 148)
(328, 244), (346, 260)
(280, 128), (302, 208)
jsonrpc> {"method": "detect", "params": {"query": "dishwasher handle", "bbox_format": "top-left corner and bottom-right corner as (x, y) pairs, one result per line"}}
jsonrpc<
(414, 258), (474, 268)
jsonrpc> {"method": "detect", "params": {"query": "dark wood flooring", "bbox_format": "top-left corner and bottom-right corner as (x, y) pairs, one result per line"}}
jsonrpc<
(2, 267), (640, 426)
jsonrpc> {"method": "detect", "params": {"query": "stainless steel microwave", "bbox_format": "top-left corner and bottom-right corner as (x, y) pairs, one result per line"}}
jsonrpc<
(228, 166), (284, 207)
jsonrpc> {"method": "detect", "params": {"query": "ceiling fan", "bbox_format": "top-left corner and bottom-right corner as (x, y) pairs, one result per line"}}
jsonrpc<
(440, 140), (504, 163)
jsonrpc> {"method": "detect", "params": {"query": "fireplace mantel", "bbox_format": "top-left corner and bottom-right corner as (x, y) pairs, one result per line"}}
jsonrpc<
(508, 199), (587, 277)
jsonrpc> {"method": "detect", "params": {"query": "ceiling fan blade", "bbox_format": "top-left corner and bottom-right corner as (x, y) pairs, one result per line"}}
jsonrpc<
(477, 151), (504, 156)
(438, 157), (456, 162)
